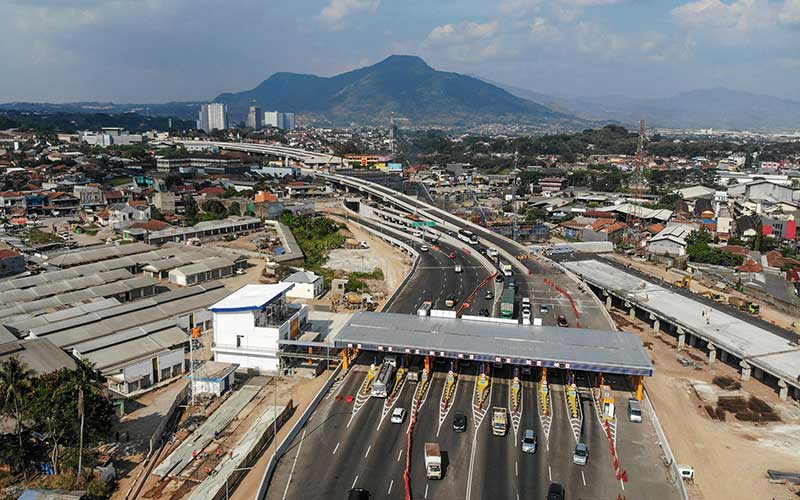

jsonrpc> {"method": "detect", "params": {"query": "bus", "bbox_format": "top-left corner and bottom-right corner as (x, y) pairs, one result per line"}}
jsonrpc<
(500, 288), (516, 319)
(457, 229), (479, 245)
(371, 362), (397, 398)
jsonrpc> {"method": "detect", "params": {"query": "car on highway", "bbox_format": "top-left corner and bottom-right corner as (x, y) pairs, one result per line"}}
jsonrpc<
(557, 315), (569, 327)
(448, 251), (457, 259)
(347, 488), (370, 500)
(573, 443), (589, 465)
(521, 429), (537, 453)
(539, 304), (549, 314)
(391, 407), (407, 424)
(452, 411), (467, 432)
(420, 244), (429, 252)
(412, 230), (423, 237)
(494, 274), (504, 283)
(445, 297), (457, 308)
(485, 290), (494, 300)
(521, 297), (531, 308)
(486, 247), (499, 258)
(521, 309), (532, 322)
(478, 308), (490, 317)
(454, 264), (463, 273)
(546, 483), (565, 500)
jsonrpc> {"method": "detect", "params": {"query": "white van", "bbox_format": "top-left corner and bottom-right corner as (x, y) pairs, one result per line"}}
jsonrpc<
(417, 301), (432, 316)
(628, 398), (642, 423)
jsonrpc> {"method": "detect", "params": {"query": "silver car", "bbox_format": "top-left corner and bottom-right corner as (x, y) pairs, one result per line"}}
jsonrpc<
(521, 429), (537, 454)
(573, 443), (588, 465)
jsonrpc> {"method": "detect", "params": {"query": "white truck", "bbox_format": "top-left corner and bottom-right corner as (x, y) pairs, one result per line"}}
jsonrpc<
(424, 442), (442, 479)
(492, 407), (508, 436)
(502, 263), (513, 277)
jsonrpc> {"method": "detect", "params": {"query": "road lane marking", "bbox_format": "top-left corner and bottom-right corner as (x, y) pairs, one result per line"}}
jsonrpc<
(388, 479), (394, 495)
(425, 484), (429, 499)
(332, 442), (340, 455)
(352, 475), (359, 489)
(281, 429), (306, 500)
(620, 479), (625, 491)
(515, 461), (518, 477)
(581, 470), (586, 486)
(397, 448), (403, 462)
(548, 466), (552, 481)
(365, 445), (372, 458)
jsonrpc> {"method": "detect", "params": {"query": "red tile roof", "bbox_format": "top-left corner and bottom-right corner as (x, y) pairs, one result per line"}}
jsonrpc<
(0, 249), (20, 260)
(199, 187), (226, 197)
(722, 245), (750, 256)
(736, 259), (762, 273)
(129, 220), (171, 231)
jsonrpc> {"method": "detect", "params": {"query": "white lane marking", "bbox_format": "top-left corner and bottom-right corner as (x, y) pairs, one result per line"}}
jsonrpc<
(332, 442), (340, 455)
(515, 460), (518, 477)
(281, 429), (306, 500)
(397, 448), (403, 462)
(365, 445), (372, 458)
(352, 475), (359, 489)
(581, 470), (587, 486)
(548, 466), (552, 481)
(388, 479), (394, 495)
(620, 479), (626, 491)
(425, 484), (429, 499)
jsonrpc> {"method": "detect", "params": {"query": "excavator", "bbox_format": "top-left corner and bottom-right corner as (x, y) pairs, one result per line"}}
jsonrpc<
(674, 275), (692, 288)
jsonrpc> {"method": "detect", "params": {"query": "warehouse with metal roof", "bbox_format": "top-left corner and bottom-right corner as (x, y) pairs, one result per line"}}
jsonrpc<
(168, 256), (239, 286)
(335, 312), (654, 376)
(145, 216), (262, 245)
(0, 268), (133, 305)
(44, 242), (156, 267)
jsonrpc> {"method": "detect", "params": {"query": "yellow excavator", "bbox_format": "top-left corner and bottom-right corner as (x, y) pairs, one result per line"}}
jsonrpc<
(674, 275), (692, 288)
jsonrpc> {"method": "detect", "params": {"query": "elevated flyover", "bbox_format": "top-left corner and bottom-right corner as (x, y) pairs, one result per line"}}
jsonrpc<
(174, 140), (345, 166)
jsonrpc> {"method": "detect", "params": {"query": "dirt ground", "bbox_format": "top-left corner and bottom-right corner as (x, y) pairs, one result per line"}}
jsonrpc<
(605, 253), (800, 336)
(609, 309), (800, 500)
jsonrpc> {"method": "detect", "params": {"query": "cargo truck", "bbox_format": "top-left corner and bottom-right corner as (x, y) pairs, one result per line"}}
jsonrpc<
(492, 407), (508, 436)
(500, 288), (516, 319)
(424, 443), (442, 479)
(502, 263), (513, 276)
(371, 362), (396, 398)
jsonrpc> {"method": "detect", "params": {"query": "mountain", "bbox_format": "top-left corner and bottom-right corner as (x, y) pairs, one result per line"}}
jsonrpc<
(0, 101), (201, 120)
(492, 83), (800, 131)
(214, 55), (579, 128)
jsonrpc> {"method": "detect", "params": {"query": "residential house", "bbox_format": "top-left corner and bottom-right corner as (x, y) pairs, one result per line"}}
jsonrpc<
(107, 203), (151, 230)
(281, 271), (325, 299)
(647, 223), (696, 262)
(0, 249), (25, 277)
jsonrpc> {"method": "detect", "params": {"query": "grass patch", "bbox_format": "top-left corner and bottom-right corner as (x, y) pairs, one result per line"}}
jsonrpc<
(26, 228), (62, 245)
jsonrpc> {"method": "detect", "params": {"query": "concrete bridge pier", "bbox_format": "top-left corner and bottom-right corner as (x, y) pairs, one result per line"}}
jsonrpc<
(740, 360), (751, 381)
(778, 379), (788, 401)
(677, 328), (685, 351)
(707, 343), (716, 364)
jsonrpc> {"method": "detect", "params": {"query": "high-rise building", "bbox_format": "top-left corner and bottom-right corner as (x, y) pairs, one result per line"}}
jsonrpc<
(263, 111), (280, 129)
(197, 103), (228, 132)
(246, 105), (263, 129)
(283, 112), (296, 131)
(262, 111), (296, 131)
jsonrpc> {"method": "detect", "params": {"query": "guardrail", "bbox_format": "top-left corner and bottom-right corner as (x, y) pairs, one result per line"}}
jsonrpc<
(644, 388), (689, 500)
(256, 364), (343, 499)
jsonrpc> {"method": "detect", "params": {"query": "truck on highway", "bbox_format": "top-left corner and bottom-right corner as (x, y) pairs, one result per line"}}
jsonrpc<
(502, 263), (513, 276)
(492, 407), (508, 436)
(371, 362), (396, 398)
(500, 288), (516, 319)
(424, 443), (443, 479)
(417, 301), (432, 316)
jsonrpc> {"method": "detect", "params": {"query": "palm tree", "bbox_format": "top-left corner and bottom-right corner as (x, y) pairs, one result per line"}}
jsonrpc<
(0, 356), (34, 448)
(72, 359), (98, 480)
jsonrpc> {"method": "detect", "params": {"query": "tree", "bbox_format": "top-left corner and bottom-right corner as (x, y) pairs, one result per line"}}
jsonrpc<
(202, 199), (227, 217)
(184, 197), (199, 225)
(227, 201), (241, 217)
(150, 206), (165, 222)
(0, 357), (34, 449)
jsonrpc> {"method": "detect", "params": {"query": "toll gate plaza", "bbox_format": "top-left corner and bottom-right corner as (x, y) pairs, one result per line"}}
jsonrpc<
(334, 311), (654, 377)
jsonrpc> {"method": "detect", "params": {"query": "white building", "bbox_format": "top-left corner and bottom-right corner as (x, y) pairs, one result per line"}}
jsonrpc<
(211, 284), (308, 373)
(646, 223), (696, 258)
(79, 127), (143, 147)
(281, 270), (324, 299)
(246, 105), (262, 130)
(263, 111), (296, 131)
(198, 103), (228, 132)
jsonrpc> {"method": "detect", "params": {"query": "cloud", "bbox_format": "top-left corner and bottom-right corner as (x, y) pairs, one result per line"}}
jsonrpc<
(671, 0), (779, 38)
(319, 0), (380, 27)
(780, 0), (800, 24)
(426, 20), (499, 44)
(530, 17), (561, 40)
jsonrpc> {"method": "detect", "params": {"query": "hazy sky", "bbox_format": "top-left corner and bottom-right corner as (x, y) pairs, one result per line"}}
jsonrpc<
(2, 0), (800, 103)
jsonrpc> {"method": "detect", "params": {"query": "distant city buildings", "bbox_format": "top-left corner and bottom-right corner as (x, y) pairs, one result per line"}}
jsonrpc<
(246, 105), (262, 129)
(263, 110), (296, 131)
(79, 127), (143, 147)
(197, 103), (228, 132)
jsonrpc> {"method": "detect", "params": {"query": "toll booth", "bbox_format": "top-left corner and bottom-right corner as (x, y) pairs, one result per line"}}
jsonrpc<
(600, 384), (615, 419)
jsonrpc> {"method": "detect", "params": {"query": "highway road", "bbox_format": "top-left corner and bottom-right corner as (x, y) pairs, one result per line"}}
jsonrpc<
(263, 181), (679, 500)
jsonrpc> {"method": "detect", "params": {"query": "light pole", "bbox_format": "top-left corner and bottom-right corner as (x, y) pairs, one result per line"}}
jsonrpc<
(225, 466), (254, 500)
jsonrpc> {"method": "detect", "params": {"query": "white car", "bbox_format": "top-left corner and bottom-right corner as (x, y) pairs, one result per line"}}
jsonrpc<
(420, 244), (430, 252)
(486, 248), (499, 258)
(391, 407), (407, 424)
